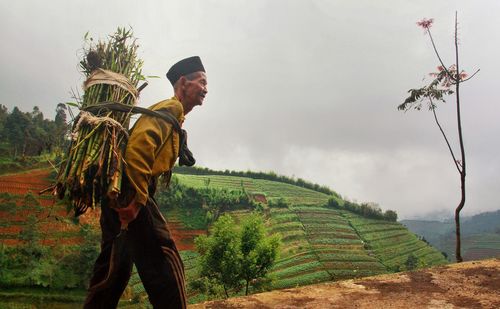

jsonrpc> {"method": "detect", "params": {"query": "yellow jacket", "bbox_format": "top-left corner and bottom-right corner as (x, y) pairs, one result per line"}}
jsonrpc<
(124, 97), (185, 206)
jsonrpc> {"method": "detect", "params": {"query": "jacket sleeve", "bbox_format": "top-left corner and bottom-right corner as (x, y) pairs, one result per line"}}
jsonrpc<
(124, 115), (173, 206)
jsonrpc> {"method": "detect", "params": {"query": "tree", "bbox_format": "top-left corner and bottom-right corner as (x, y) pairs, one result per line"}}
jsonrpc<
(240, 213), (280, 295)
(195, 214), (242, 298)
(5, 107), (32, 157)
(0, 104), (8, 140)
(405, 253), (419, 271)
(398, 13), (479, 262)
(384, 210), (398, 222)
(195, 213), (281, 298)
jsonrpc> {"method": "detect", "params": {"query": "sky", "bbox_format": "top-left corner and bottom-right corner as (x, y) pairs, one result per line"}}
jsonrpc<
(1, 0), (499, 219)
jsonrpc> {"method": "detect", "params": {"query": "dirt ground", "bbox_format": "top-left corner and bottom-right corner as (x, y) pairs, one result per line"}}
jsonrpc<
(190, 258), (500, 309)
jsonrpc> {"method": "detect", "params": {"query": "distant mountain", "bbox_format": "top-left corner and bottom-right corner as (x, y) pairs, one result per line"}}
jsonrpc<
(405, 209), (454, 222)
(401, 210), (500, 261)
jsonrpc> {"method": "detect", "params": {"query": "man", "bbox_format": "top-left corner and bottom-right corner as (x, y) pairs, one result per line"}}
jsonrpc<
(84, 56), (208, 309)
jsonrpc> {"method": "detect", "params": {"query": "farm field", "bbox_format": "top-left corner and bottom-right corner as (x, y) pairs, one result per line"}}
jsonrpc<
(343, 212), (448, 270)
(175, 174), (331, 205)
(172, 174), (447, 294)
(1, 169), (449, 306)
(0, 169), (99, 247)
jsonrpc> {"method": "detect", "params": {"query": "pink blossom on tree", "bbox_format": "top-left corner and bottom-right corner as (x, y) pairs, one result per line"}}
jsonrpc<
(417, 18), (434, 30)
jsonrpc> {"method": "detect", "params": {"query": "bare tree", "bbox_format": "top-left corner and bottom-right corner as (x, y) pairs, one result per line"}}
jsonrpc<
(398, 12), (479, 262)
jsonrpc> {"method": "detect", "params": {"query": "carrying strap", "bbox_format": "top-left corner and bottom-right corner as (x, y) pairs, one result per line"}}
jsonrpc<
(83, 102), (195, 166)
(83, 102), (182, 133)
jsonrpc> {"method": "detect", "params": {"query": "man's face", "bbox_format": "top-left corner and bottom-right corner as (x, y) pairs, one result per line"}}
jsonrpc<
(183, 72), (208, 112)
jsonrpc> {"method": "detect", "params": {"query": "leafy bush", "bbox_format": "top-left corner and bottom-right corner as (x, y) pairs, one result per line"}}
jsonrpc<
(326, 199), (398, 222)
(268, 197), (290, 208)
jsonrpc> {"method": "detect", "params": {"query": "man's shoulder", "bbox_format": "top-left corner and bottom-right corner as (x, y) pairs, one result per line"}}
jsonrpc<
(148, 98), (184, 120)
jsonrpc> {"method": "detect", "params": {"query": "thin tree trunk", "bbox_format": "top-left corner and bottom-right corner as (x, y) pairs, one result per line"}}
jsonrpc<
(223, 285), (229, 298)
(245, 280), (249, 296)
(455, 174), (465, 262)
(453, 11), (467, 263)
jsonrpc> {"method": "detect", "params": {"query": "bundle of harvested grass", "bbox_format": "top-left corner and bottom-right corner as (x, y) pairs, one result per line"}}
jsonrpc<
(55, 27), (146, 216)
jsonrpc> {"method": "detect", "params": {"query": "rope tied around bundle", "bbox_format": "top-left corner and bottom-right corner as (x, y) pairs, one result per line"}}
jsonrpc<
(83, 68), (139, 104)
(71, 110), (129, 142)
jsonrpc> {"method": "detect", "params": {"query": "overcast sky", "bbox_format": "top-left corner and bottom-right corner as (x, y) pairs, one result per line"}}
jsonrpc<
(1, 0), (499, 219)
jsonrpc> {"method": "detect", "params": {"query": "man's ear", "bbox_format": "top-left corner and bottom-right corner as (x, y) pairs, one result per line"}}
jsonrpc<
(178, 76), (187, 89)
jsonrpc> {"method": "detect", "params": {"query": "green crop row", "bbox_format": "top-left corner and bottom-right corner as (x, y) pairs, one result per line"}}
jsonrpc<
(271, 213), (300, 224)
(273, 253), (318, 270)
(280, 230), (306, 242)
(298, 217), (349, 225)
(293, 209), (340, 215)
(279, 242), (313, 258)
(271, 270), (332, 289)
(312, 247), (368, 255)
(316, 253), (378, 262)
(360, 230), (411, 242)
(375, 242), (429, 263)
(369, 235), (420, 250)
(308, 237), (363, 245)
(302, 222), (352, 231)
(304, 226), (356, 235)
(364, 233), (416, 245)
(177, 174), (258, 192)
(271, 261), (323, 279)
(305, 231), (358, 240)
(354, 225), (406, 234)
(270, 221), (304, 233)
(291, 205), (339, 212)
(384, 245), (439, 263)
(131, 282), (146, 294)
(322, 261), (386, 271)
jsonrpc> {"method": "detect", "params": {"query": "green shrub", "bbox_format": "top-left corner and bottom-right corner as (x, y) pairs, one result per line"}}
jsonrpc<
(268, 197), (290, 208)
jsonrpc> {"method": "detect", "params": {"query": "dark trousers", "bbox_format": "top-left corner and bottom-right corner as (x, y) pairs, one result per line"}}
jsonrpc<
(83, 196), (186, 309)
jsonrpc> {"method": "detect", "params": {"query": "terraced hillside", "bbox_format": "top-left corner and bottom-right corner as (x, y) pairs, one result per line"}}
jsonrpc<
(0, 169), (100, 247)
(176, 174), (331, 205)
(344, 213), (447, 270)
(1, 170), (448, 306)
(171, 174), (448, 295)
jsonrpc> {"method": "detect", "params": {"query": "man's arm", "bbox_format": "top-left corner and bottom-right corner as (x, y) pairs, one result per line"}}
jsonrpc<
(124, 114), (172, 207)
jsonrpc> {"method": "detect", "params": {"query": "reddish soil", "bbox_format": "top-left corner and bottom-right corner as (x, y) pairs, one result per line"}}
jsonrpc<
(252, 194), (267, 204)
(40, 237), (84, 246)
(191, 258), (500, 309)
(0, 168), (53, 194)
(0, 168), (93, 247)
(0, 225), (22, 234)
(169, 221), (206, 251)
(0, 168), (205, 250)
(79, 208), (101, 226)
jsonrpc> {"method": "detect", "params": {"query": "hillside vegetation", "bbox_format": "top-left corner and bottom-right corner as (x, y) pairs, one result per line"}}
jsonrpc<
(0, 169), (448, 307)
(163, 173), (447, 303)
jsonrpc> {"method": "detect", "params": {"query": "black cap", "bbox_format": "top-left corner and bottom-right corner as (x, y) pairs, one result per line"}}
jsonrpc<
(166, 56), (205, 86)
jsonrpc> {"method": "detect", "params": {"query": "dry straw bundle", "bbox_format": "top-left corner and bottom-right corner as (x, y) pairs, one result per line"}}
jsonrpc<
(55, 27), (146, 216)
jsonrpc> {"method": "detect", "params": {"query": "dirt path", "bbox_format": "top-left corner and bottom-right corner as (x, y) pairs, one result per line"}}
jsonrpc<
(190, 258), (500, 309)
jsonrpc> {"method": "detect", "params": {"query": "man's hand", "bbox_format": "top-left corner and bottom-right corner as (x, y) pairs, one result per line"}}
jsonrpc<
(114, 199), (142, 228)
